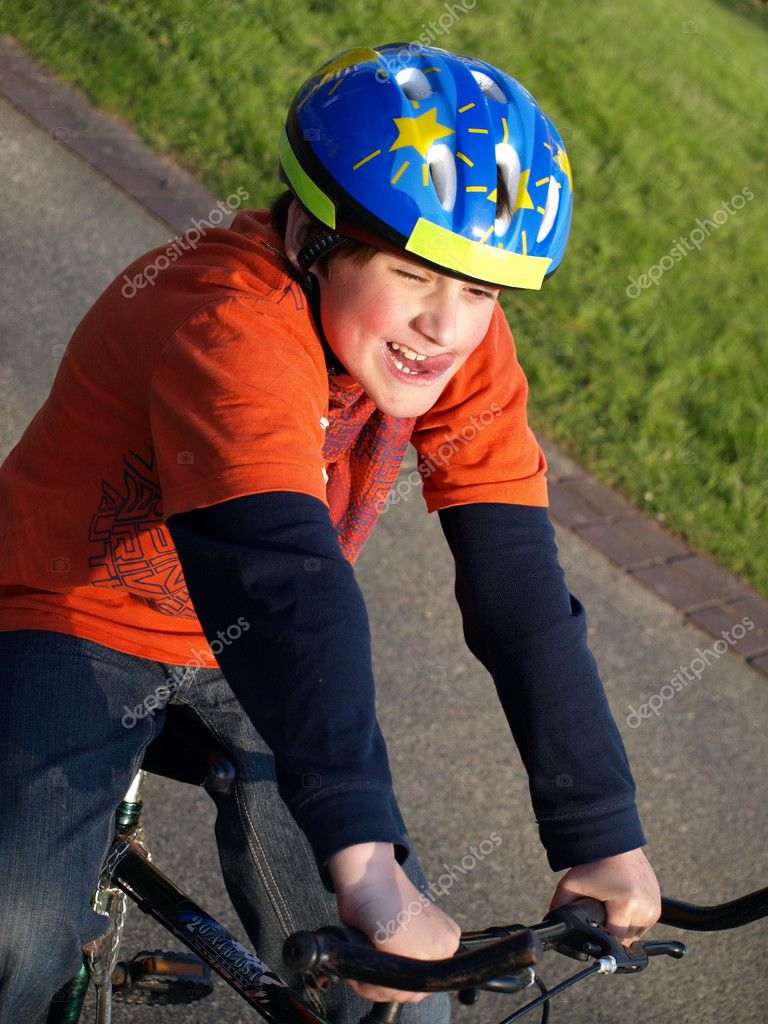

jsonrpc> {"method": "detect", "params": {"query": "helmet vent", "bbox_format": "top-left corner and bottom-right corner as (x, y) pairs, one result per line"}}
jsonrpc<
(470, 70), (506, 103)
(494, 143), (521, 235)
(427, 144), (457, 211)
(395, 68), (433, 101)
(537, 176), (560, 241)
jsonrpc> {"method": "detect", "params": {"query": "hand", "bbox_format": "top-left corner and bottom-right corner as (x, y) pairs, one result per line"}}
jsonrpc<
(547, 847), (661, 947)
(328, 842), (462, 1004)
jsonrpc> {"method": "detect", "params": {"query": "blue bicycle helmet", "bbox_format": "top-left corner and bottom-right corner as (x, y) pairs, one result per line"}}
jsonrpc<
(279, 43), (573, 290)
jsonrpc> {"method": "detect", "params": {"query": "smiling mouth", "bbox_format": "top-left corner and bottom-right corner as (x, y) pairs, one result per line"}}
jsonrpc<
(383, 340), (455, 382)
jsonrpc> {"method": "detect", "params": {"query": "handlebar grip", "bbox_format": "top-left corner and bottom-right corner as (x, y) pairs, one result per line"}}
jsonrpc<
(284, 925), (372, 972)
(283, 925), (540, 991)
(285, 928), (404, 1023)
(563, 897), (606, 927)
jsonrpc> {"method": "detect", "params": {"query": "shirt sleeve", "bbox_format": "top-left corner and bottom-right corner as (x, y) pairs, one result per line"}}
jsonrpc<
(167, 490), (413, 892)
(437, 501), (646, 870)
(149, 296), (329, 520)
(411, 302), (548, 512)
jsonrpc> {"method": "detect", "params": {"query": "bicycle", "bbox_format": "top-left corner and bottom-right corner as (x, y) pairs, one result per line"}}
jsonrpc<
(46, 703), (768, 1024)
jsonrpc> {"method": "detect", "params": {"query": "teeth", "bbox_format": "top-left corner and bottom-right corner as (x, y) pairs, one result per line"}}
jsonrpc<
(390, 341), (426, 362)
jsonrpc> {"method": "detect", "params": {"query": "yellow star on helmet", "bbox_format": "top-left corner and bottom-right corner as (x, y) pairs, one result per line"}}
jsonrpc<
(516, 170), (535, 211)
(297, 47), (381, 109)
(555, 147), (573, 191)
(316, 47), (381, 87)
(389, 108), (454, 159)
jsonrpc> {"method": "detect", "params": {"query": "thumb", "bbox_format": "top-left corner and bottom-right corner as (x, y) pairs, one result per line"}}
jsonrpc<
(603, 904), (633, 946)
(548, 877), (587, 913)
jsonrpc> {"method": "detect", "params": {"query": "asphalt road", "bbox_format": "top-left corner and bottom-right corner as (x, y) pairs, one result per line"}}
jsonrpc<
(1, 93), (766, 1024)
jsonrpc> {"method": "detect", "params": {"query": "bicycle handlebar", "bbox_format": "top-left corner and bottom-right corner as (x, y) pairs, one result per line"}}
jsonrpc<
(284, 923), (541, 992)
(283, 897), (686, 992)
(659, 886), (768, 931)
(284, 887), (766, 1022)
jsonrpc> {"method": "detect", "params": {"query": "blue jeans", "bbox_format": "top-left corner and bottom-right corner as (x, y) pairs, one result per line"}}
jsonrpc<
(0, 629), (450, 1024)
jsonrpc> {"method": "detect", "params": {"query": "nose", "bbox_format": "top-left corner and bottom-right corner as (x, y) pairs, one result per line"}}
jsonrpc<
(411, 288), (458, 348)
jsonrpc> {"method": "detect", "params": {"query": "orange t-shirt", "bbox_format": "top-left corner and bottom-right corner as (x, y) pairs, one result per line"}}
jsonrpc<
(0, 210), (547, 667)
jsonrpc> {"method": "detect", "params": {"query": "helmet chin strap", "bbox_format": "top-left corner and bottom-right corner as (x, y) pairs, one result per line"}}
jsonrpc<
(296, 230), (350, 378)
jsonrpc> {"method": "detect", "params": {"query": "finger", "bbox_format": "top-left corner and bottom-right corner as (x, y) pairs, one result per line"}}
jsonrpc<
(547, 879), (588, 912)
(549, 887), (606, 924)
(610, 908), (662, 947)
(348, 984), (418, 1003)
(603, 909), (632, 946)
(347, 980), (425, 1003)
(626, 918), (657, 945)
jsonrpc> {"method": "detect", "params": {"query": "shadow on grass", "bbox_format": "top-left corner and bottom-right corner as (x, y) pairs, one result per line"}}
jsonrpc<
(711, 0), (768, 31)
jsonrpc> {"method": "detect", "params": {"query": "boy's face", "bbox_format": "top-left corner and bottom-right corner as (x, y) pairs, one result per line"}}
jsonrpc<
(284, 201), (499, 418)
(315, 250), (500, 417)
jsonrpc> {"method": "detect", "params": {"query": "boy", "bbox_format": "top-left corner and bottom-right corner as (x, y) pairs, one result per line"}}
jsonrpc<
(0, 43), (660, 1022)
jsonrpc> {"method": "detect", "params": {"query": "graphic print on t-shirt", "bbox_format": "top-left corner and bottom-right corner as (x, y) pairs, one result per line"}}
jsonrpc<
(0, 209), (546, 665)
(88, 442), (197, 619)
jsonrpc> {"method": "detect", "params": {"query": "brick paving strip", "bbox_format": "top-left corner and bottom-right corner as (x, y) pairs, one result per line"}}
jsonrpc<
(0, 34), (217, 231)
(3, 33), (767, 677)
(543, 442), (768, 675)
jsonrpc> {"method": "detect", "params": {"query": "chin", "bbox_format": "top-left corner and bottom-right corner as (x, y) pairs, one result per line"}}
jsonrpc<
(350, 358), (444, 417)
(373, 389), (437, 418)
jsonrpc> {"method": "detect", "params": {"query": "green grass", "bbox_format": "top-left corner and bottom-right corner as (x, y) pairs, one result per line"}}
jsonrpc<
(2, 0), (767, 592)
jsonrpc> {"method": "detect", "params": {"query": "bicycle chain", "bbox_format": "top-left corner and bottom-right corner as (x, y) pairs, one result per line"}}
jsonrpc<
(84, 828), (153, 991)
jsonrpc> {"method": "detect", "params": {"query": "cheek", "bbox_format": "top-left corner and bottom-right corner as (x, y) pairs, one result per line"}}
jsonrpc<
(459, 307), (495, 355)
(352, 288), (403, 336)
(323, 271), (401, 341)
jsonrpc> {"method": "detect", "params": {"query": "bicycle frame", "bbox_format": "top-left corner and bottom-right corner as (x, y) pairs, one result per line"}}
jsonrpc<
(287, 887), (768, 1023)
(46, 700), (768, 1024)
(112, 841), (327, 1023)
(46, 771), (330, 1024)
(46, 798), (768, 1024)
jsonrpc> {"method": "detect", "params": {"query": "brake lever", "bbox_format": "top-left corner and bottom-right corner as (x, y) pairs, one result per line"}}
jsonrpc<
(543, 899), (686, 972)
(543, 899), (650, 973)
(642, 940), (686, 960)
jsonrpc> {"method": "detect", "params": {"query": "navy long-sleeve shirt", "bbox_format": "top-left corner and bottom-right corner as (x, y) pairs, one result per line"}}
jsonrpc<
(167, 492), (645, 892)
(437, 501), (645, 866)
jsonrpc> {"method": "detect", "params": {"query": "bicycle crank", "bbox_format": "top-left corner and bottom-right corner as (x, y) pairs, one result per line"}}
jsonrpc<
(110, 949), (213, 1005)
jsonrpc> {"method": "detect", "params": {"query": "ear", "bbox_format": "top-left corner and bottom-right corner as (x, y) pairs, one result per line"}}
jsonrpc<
(283, 199), (313, 272)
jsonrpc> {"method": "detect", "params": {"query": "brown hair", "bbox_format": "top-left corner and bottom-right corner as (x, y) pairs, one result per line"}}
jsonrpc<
(268, 191), (376, 276)
(269, 167), (514, 277)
